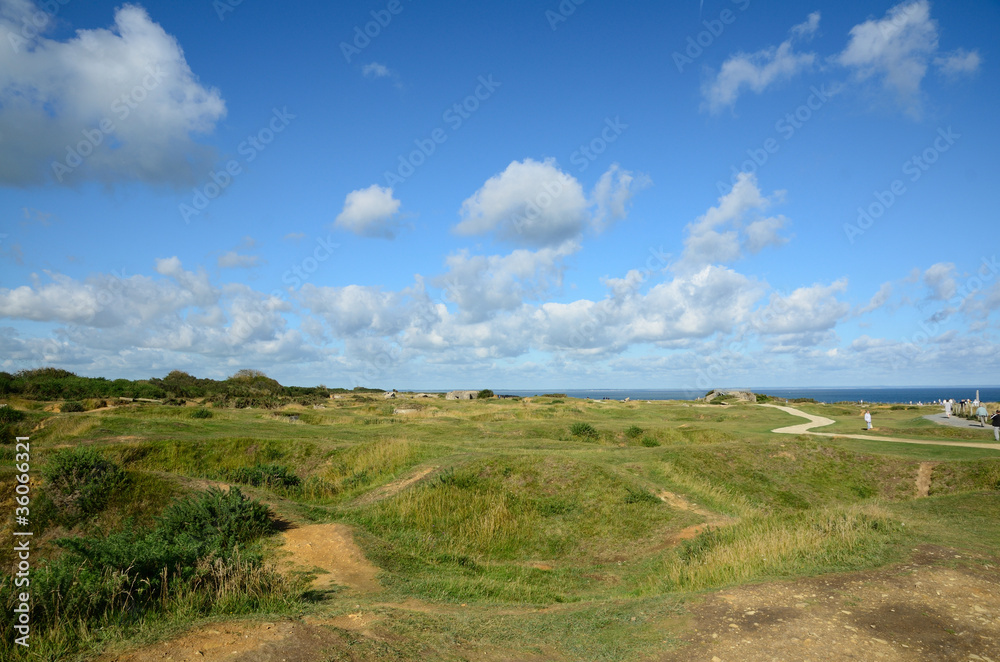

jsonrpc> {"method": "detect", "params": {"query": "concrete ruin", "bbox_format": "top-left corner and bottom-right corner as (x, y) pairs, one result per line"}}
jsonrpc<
(701, 389), (757, 403)
(446, 390), (479, 400)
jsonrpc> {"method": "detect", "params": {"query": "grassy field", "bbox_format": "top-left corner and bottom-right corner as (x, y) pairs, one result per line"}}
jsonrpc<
(1, 394), (998, 660)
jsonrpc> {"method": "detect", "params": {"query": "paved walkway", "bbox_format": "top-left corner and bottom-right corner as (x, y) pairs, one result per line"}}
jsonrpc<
(922, 412), (993, 429)
(761, 404), (1000, 451)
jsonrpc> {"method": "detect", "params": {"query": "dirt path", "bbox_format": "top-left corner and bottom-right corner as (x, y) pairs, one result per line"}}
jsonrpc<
(110, 620), (346, 662)
(915, 462), (935, 497)
(279, 523), (382, 593)
(762, 404), (1000, 451)
(351, 465), (438, 507)
(658, 546), (1000, 662)
(657, 490), (736, 546)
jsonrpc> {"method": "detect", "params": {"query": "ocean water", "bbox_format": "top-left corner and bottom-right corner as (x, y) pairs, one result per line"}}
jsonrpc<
(492, 387), (1000, 404)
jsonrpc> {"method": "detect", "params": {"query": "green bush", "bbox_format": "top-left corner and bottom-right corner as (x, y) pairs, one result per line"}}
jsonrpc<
(0, 405), (26, 424)
(191, 407), (214, 419)
(624, 425), (644, 439)
(23, 488), (278, 642)
(42, 447), (127, 517)
(623, 486), (661, 504)
(570, 422), (598, 439)
(477, 389), (495, 399)
(61, 400), (86, 413)
(225, 464), (301, 488)
(640, 436), (660, 447)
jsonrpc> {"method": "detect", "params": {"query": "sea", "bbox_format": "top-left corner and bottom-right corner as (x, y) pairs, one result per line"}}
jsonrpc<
(486, 387), (1000, 404)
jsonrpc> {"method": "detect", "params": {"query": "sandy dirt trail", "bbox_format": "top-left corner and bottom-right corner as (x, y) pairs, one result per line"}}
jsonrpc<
(762, 404), (1000, 450)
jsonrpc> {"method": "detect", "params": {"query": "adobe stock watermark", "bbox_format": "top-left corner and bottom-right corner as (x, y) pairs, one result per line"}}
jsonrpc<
(673, 0), (752, 73)
(340, 0), (413, 64)
(843, 127), (960, 244)
(213, 0), (247, 21)
(179, 107), (296, 224)
(715, 84), (832, 196)
(545, 0), (587, 30)
(50, 65), (167, 183)
(6, 0), (71, 53)
(570, 117), (628, 172)
(382, 75), (500, 187)
(228, 234), (340, 345)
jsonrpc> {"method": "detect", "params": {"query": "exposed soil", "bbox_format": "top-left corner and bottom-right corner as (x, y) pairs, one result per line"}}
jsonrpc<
(916, 462), (935, 498)
(657, 490), (736, 546)
(109, 620), (349, 662)
(658, 546), (1000, 662)
(278, 523), (382, 593)
(351, 465), (438, 507)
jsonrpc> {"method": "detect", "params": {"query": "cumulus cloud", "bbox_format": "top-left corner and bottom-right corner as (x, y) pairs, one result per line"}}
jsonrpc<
(677, 172), (788, 273)
(436, 243), (577, 323)
(334, 185), (402, 238)
(752, 280), (851, 335)
(455, 159), (647, 247)
(0, 2), (226, 187)
(0, 260), (328, 375)
(701, 13), (819, 113)
(834, 0), (976, 117)
(922, 262), (956, 300)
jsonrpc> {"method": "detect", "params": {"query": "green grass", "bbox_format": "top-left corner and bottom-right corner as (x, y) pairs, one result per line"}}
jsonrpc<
(2, 394), (998, 661)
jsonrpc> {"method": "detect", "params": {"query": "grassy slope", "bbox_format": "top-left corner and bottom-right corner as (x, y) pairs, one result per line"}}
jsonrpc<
(3, 396), (998, 660)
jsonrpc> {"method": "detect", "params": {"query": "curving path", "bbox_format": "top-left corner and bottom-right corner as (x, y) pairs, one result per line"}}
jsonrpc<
(761, 404), (1000, 451)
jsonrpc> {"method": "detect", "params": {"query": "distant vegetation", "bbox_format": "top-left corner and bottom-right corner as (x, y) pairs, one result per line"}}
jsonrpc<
(0, 367), (382, 408)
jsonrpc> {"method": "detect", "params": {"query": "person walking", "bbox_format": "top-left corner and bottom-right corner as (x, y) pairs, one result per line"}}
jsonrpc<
(976, 405), (989, 427)
(863, 409), (873, 430)
(992, 410), (1000, 442)
(944, 399), (953, 418)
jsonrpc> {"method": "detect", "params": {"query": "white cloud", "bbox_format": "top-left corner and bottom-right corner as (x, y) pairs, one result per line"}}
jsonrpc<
(923, 262), (956, 300)
(856, 282), (894, 315)
(436, 243), (577, 323)
(362, 62), (391, 78)
(677, 172), (788, 273)
(934, 48), (981, 77)
(835, 0), (939, 117)
(753, 280), (851, 335)
(701, 13), (819, 113)
(0, 2), (225, 187)
(334, 185), (402, 238)
(218, 251), (261, 269)
(791, 11), (821, 38)
(455, 158), (590, 247)
(455, 159), (647, 247)
(591, 164), (651, 232)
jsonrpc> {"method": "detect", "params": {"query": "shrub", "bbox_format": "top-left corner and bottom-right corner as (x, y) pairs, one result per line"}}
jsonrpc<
(476, 389), (495, 399)
(61, 400), (86, 413)
(623, 486), (661, 504)
(0, 405), (26, 424)
(624, 425), (644, 439)
(191, 407), (214, 419)
(42, 447), (127, 517)
(640, 436), (661, 447)
(226, 464), (301, 488)
(570, 422), (598, 439)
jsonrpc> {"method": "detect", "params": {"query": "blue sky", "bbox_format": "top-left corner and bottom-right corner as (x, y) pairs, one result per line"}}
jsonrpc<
(1, 0), (998, 391)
